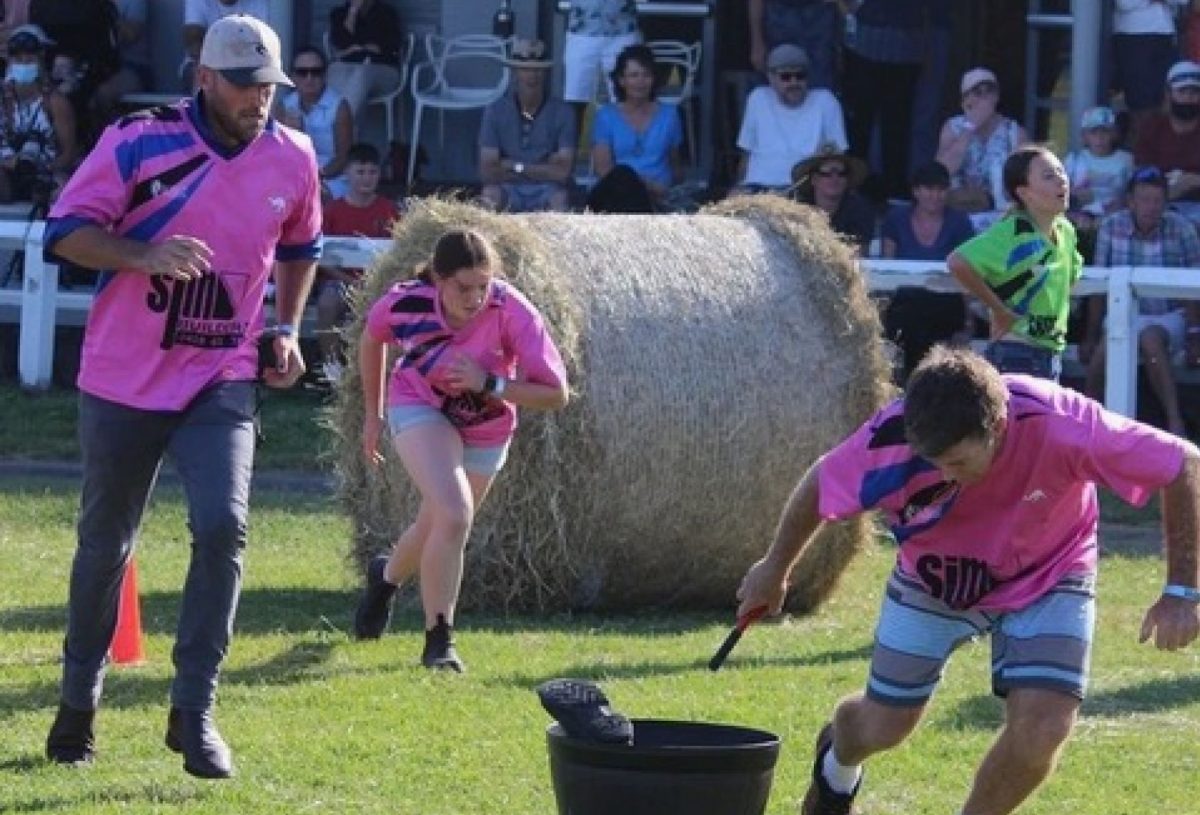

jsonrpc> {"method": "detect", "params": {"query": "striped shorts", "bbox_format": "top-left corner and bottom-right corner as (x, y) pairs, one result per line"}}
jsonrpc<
(867, 571), (1096, 707)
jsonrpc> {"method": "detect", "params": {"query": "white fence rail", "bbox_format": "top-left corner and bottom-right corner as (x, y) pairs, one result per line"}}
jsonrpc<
(1, 221), (1193, 421)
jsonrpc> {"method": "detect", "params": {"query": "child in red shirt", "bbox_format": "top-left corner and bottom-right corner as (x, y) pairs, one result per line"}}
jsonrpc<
(318, 142), (400, 382)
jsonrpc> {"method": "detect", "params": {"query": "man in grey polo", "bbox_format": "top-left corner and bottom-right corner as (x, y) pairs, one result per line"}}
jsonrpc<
(478, 38), (576, 212)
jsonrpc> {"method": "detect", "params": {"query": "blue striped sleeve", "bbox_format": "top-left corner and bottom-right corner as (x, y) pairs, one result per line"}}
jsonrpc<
(276, 234), (323, 262)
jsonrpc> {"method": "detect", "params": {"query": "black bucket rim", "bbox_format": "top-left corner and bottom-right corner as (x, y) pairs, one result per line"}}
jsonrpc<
(546, 718), (781, 774)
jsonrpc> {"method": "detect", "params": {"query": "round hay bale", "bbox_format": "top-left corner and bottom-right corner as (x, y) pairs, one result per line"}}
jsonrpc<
(330, 195), (894, 613)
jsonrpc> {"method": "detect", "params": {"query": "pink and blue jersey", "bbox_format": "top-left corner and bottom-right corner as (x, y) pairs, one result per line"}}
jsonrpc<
(819, 375), (1186, 612)
(365, 278), (567, 447)
(45, 96), (323, 411)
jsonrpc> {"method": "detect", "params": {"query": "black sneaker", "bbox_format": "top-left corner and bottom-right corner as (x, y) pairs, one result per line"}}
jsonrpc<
(800, 722), (861, 815)
(536, 678), (634, 745)
(421, 614), (465, 673)
(45, 702), (96, 766)
(353, 555), (397, 640)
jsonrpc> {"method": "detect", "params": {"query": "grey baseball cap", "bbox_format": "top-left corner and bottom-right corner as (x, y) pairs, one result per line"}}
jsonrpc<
(199, 14), (293, 87)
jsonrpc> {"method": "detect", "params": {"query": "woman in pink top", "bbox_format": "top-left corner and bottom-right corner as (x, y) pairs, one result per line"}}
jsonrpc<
(352, 229), (569, 671)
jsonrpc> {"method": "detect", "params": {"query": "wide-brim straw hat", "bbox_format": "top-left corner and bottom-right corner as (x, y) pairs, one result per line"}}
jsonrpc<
(790, 144), (869, 191)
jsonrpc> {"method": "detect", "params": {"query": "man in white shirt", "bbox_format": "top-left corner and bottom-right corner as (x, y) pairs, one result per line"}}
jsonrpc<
(732, 43), (848, 195)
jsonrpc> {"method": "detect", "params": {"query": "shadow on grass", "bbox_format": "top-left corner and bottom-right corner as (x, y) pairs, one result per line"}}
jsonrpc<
(0, 639), (341, 725)
(1, 782), (211, 812)
(1, 587), (358, 636)
(938, 673), (1200, 732)
(485, 643), (875, 688)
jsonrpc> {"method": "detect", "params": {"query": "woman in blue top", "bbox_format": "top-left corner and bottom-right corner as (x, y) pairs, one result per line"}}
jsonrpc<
(881, 160), (977, 381)
(586, 44), (683, 212)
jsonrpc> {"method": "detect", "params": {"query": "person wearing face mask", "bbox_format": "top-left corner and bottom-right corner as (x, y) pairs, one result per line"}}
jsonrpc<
(936, 68), (1027, 213)
(1134, 61), (1200, 207)
(0, 23), (76, 205)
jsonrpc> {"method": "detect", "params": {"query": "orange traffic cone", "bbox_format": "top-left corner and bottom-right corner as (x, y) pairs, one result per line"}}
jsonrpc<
(110, 559), (145, 665)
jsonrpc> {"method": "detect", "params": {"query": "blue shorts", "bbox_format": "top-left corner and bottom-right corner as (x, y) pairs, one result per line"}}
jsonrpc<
(985, 340), (1062, 381)
(500, 182), (566, 213)
(866, 571), (1096, 707)
(387, 404), (510, 475)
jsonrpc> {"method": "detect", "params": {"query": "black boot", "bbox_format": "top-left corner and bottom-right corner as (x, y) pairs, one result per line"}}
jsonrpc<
(421, 614), (464, 673)
(353, 555), (397, 640)
(46, 702), (96, 765)
(165, 706), (234, 779)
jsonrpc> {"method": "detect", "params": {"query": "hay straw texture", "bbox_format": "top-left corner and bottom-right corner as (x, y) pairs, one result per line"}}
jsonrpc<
(331, 196), (894, 612)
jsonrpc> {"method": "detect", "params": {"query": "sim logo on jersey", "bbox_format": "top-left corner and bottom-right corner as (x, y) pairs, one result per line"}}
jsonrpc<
(146, 271), (249, 351)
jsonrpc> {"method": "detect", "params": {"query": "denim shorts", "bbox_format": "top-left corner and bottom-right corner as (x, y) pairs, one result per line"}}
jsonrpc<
(985, 340), (1062, 381)
(387, 404), (510, 475)
(866, 571), (1096, 707)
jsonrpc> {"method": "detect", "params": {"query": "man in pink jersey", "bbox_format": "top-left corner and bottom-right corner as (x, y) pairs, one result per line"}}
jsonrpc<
(42, 15), (322, 780)
(737, 347), (1200, 815)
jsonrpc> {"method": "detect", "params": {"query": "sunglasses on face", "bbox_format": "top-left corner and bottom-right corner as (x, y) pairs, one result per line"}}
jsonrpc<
(774, 70), (807, 83)
(815, 167), (848, 179)
(293, 67), (325, 77)
(963, 82), (997, 100)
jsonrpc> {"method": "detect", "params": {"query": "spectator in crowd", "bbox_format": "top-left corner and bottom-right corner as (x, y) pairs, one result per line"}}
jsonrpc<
(562, 0), (641, 135)
(881, 160), (977, 380)
(790, 144), (875, 254)
(0, 24), (77, 206)
(91, 0), (151, 130)
(736, 344), (1200, 815)
(352, 229), (570, 672)
(316, 142), (398, 385)
(1134, 60), (1200, 208)
(731, 43), (846, 196)
(42, 15), (320, 778)
(1113, 0), (1186, 120)
(325, 0), (403, 122)
(949, 145), (1081, 380)
(748, 0), (839, 91)
(275, 46), (353, 201)
(586, 44), (683, 213)
(1080, 166), (1200, 436)
(183, 0), (271, 90)
(937, 67), (1028, 213)
(1065, 106), (1134, 223)
(840, 0), (930, 201)
(479, 38), (576, 213)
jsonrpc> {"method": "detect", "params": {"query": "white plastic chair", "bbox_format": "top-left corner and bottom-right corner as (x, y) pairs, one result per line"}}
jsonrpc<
(647, 40), (702, 166)
(322, 31), (416, 149)
(407, 34), (511, 187)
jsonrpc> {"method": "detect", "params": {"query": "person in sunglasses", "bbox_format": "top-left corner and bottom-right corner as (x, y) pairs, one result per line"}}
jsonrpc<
(275, 46), (353, 200)
(937, 67), (1028, 213)
(731, 43), (846, 197)
(789, 143), (875, 255)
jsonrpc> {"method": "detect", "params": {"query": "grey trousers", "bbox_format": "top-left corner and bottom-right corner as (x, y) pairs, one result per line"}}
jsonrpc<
(61, 381), (256, 712)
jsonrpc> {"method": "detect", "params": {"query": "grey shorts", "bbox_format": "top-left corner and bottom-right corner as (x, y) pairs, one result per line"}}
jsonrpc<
(387, 404), (510, 475)
(867, 571), (1096, 707)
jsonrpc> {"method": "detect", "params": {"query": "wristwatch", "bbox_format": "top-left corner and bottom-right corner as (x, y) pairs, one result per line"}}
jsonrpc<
(513, 161), (525, 176)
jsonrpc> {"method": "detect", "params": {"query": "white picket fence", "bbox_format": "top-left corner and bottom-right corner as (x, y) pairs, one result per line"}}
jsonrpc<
(2, 221), (1195, 421)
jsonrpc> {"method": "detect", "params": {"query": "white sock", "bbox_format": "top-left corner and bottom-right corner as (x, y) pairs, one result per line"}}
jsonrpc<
(822, 746), (862, 794)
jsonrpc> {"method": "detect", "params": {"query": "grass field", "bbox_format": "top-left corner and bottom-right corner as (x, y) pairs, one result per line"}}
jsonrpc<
(1, 479), (1197, 814)
(0, 383), (333, 472)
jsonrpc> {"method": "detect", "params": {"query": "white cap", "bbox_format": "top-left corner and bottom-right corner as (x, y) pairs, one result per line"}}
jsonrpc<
(960, 67), (998, 94)
(199, 15), (292, 87)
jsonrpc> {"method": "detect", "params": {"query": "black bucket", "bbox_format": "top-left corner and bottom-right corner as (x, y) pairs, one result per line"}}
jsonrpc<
(546, 718), (781, 815)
